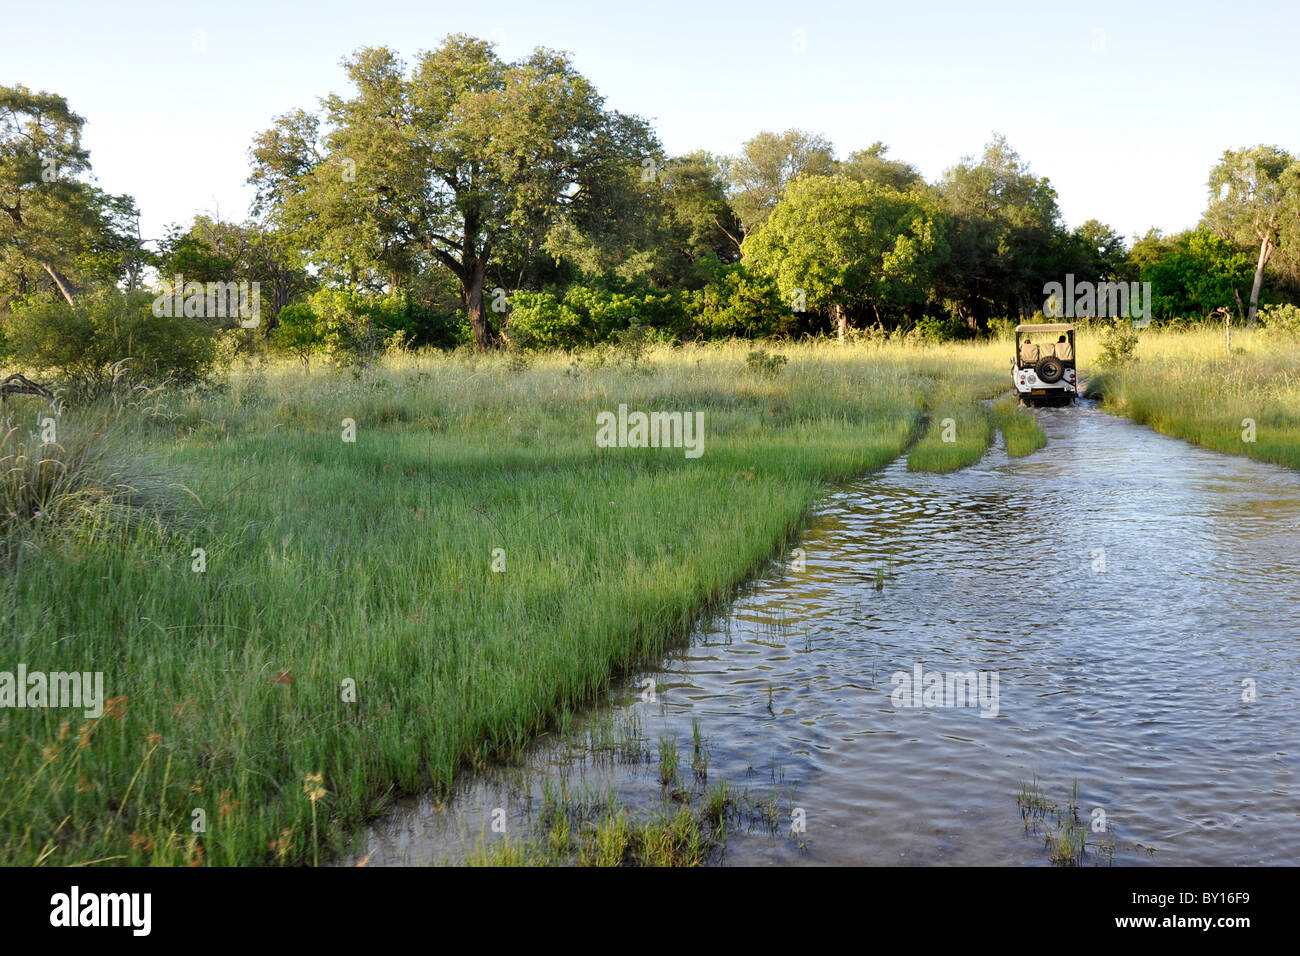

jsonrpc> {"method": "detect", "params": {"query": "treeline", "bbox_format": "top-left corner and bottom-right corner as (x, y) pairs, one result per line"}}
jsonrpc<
(3, 36), (1300, 387)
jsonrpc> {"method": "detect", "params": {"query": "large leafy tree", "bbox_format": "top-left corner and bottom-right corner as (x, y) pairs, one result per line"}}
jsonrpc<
(1203, 144), (1298, 328)
(156, 215), (314, 333)
(840, 142), (922, 192)
(936, 134), (1063, 327)
(1062, 219), (1127, 282)
(658, 151), (743, 269)
(742, 175), (947, 339)
(250, 36), (654, 349)
(727, 129), (837, 238)
(0, 85), (138, 310)
(1138, 229), (1253, 321)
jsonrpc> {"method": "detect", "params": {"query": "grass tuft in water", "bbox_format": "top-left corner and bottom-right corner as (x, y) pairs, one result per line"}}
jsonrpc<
(991, 395), (1048, 458)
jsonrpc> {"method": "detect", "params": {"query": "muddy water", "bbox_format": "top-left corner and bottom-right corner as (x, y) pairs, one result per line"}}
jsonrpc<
(352, 401), (1300, 866)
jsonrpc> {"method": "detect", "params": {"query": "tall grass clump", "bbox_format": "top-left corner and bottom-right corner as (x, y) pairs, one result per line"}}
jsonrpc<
(1088, 327), (1300, 471)
(991, 395), (1047, 458)
(907, 388), (993, 473)
(0, 403), (184, 562)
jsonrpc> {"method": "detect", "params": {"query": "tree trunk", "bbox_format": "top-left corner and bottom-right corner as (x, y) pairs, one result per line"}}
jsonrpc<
(465, 258), (494, 350)
(1246, 234), (1273, 330)
(832, 302), (847, 342)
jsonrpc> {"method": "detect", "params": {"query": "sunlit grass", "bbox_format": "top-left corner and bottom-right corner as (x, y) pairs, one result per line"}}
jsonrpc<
(0, 337), (1012, 866)
(1086, 326), (1300, 470)
(990, 395), (1047, 458)
(907, 389), (993, 473)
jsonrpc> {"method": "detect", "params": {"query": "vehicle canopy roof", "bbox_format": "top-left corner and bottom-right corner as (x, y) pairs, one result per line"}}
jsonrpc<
(1015, 323), (1075, 334)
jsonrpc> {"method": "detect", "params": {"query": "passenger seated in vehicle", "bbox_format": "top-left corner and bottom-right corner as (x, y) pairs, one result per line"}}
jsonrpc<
(1019, 338), (1040, 365)
(1053, 334), (1073, 362)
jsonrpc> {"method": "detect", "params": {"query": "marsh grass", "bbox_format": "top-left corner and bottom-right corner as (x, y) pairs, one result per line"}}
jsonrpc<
(907, 389), (993, 472)
(1087, 327), (1300, 470)
(0, 338), (1010, 866)
(658, 735), (679, 788)
(991, 395), (1047, 458)
(1017, 776), (1113, 867)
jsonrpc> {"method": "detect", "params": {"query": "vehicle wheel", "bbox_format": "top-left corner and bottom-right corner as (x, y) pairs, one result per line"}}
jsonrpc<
(1036, 356), (1064, 384)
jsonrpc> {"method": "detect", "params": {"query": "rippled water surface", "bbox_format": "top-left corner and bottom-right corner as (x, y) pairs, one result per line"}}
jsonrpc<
(353, 402), (1300, 866)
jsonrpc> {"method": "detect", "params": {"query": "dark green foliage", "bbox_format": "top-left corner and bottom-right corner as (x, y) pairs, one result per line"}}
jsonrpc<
(1137, 230), (1254, 320)
(3, 289), (216, 394)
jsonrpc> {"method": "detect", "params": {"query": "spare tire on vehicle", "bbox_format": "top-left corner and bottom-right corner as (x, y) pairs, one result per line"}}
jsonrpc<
(1036, 356), (1064, 384)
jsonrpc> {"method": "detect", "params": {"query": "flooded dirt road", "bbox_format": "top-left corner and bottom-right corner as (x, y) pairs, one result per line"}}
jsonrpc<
(352, 401), (1300, 865)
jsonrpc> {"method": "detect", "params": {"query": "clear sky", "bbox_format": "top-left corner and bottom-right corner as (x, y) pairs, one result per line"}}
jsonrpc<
(9, 0), (1298, 245)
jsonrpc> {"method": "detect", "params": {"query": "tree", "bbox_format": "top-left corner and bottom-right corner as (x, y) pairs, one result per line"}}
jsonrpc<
(658, 151), (743, 268)
(1140, 229), (1253, 321)
(936, 134), (1063, 327)
(156, 215), (314, 337)
(742, 175), (947, 339)
(1063, 219), (1127, 282)
(1204, 144), (1298, 328)
(0, 85), (139, 310)
(250, 36), (654, 350)
(727, 129), (837, 237)
(840, 142), (922, 192)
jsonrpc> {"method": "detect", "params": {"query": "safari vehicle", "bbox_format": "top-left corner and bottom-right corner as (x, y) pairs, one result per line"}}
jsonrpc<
(1013, 323), (1077, 406)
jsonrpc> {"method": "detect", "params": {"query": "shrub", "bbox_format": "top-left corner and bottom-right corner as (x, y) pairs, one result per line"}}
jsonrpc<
(911, 313), (969, 342)
(1257, 303), (1300, 339)
(506, 291), (585, 349)
(1097, 318), (1140, 368)
(505, 286), (690, 350)
(745, 348), (788, 378)
(3, 289), (216, 395)
(685, 265), (791, 340)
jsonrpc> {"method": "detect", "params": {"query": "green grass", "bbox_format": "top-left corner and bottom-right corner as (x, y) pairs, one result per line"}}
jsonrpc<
(1017, 776), (1112, 867)
(991, 395), (1047, 458)
(0, 337), (1009, 866)
(467, 802), (711, 867)
(1087, 326), (1300, 470)
(907, 387), (994, 472)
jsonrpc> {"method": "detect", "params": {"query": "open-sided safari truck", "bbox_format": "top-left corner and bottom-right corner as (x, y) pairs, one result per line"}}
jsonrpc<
(1013, 323), (1077, 406)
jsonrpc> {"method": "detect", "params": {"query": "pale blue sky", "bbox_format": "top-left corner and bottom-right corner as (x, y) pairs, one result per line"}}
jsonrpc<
(10, 0), (1298, 246)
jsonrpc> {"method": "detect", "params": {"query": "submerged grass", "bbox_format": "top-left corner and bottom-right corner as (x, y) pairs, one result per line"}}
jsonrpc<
(0, 337), (1008, 866)
(464, 731), (793, 867)
(1017, 776), (1114, 867)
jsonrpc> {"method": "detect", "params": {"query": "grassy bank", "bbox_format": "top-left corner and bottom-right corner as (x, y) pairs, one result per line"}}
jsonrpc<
(0, 338), (1008, 866)
(991, 395), (1047, 458)
(1087, 327), (1300, 470)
